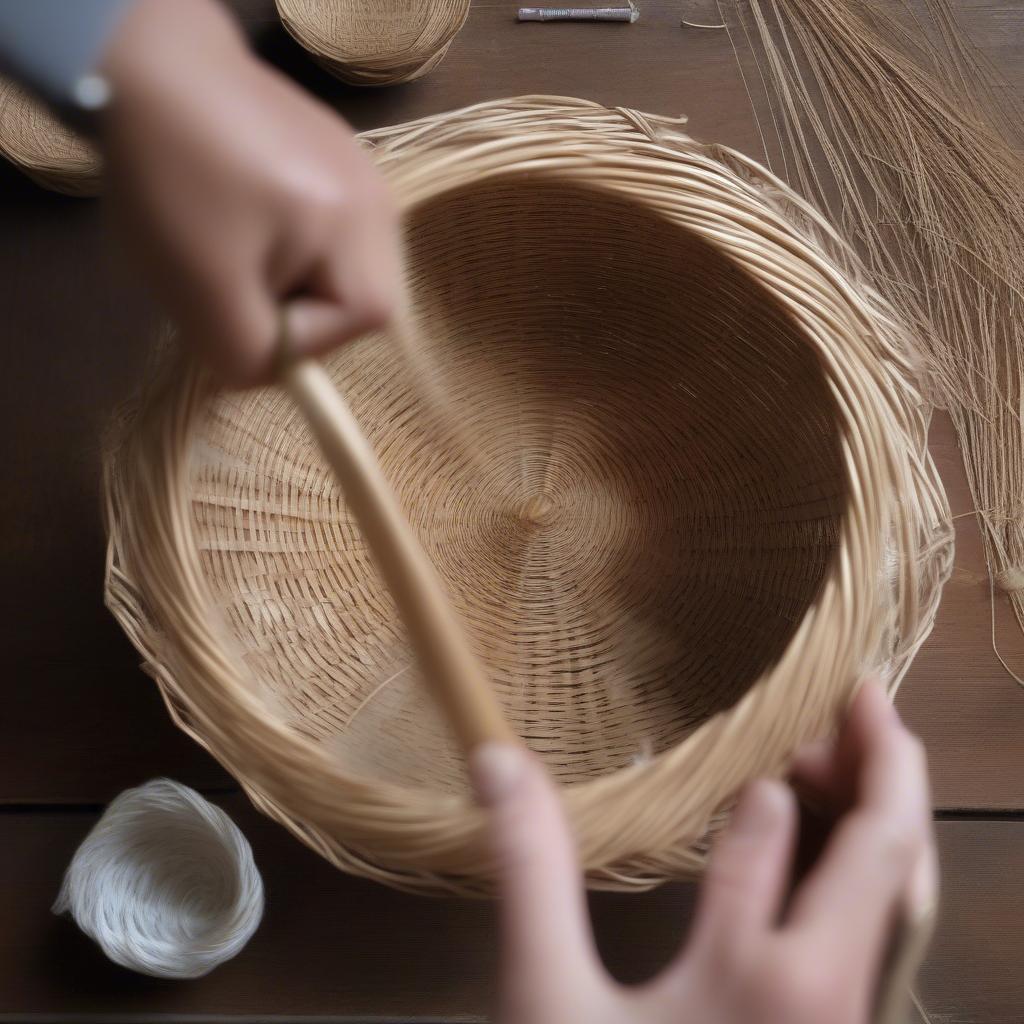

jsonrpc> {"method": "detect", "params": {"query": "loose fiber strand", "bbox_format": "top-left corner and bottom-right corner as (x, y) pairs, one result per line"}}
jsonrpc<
(732, 0), (1024, 671)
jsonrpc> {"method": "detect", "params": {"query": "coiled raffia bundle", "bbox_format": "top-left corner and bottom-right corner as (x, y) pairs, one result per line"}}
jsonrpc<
(0, 78), (100, 196)
(104, 97), (952, 895)
(54, 779), (264, 978)
(275, 0), (470, 85)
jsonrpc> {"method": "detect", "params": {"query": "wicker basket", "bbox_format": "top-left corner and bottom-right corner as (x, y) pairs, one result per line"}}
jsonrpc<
(104, 97), (952, 895)
(275, 0), (470, 86)
(0, 78), (101, 196)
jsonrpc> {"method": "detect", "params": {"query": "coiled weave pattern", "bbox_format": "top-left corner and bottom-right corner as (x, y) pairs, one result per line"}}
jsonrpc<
(53, 779), (264, 977)
(0, 78), (101, 196)
(275, 0), (470, 86)
(104, 97), (953, 894)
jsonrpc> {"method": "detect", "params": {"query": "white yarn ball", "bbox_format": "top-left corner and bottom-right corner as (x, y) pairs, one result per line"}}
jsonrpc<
(53, 779), (264, 979)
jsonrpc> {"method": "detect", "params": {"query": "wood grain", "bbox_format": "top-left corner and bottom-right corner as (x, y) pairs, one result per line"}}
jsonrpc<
(0, 179), (233, 803)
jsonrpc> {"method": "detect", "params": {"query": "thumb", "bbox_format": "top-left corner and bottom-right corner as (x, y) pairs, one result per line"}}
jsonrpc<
(471, 744), (599, 984)
(285, 293), (390, 359)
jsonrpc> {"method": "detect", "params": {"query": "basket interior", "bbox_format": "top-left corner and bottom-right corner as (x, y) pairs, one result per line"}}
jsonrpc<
(192, 178), (848, 793)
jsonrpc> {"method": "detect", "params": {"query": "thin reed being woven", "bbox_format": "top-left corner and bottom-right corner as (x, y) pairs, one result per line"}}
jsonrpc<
(0, 78), (101, 196)
(104, 96), (952, 894)
(275, 0), (470, 86)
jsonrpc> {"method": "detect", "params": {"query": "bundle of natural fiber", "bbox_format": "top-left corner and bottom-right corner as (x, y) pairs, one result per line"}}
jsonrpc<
(103, 97), (952, 895)
(54, 779), (263, 978)
(725, 0), (1024, 672)
(0, 78), (100, 196)
(275, 0), (470, 86)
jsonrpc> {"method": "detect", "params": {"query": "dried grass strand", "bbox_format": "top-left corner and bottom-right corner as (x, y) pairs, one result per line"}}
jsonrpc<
(726, 0), (1024, 675)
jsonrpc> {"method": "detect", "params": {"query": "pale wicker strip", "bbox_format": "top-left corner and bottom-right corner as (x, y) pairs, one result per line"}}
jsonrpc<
(103, 96), (953, 895)
(0, 78), (101, 196)
(275, 0), (470, 86)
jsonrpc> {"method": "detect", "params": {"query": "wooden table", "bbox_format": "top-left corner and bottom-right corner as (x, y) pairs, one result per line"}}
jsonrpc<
(1, 2), (1022, 1020)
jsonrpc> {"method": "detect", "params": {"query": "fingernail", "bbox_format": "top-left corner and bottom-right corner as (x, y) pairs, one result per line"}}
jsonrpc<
(907, 846), (938, 920)
(470, 743), (527, 806)
(731, 779), (788, 838)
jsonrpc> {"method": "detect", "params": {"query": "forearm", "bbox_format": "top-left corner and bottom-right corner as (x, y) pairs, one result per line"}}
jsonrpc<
(99, 0), (248, 114)
(0, 0), (249, 136)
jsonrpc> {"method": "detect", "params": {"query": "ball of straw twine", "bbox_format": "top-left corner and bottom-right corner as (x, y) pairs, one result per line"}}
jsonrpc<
(53, 779), (264, 978)
(0, 78), (101, 196)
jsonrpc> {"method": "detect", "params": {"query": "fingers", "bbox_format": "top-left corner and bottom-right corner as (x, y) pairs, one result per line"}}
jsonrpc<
(687, 779), (798, 964)
(666, 681), (936, 1023)
(186, 264), (279, 387)
(190, 237), (399, 388)
(100, 23), (403, 390)
(194, 165), (400, 388)
(787, 681), (934, 980)
(788, 738), (840, 806)
(289, 184), (401, 355)
(789, 675), (890, 809)
(470, 743), (600, 986)
(285, 295), (387, 357)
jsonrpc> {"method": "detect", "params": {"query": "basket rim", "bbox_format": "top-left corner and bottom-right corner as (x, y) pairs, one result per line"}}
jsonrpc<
(103, 96), (952, 893)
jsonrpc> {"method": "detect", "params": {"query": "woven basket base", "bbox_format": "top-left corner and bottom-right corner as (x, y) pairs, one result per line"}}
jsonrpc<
(192, 179), (846, 792)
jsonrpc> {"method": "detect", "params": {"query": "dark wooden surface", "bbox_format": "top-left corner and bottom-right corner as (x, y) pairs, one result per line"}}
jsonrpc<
(1, 1), (1022, 1020)
(2, 799), (1022, 1023)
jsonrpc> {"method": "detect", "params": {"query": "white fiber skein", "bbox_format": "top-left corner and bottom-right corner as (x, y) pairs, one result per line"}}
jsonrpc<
(53, 779), (264, 979)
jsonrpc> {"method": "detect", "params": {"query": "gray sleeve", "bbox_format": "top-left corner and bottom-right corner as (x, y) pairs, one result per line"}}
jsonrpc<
(0, 0), (135, 105)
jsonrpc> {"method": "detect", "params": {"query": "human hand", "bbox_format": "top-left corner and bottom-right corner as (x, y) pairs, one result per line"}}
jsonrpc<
(98, 0), (400, 386)
(470, 680), (937, 1024)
